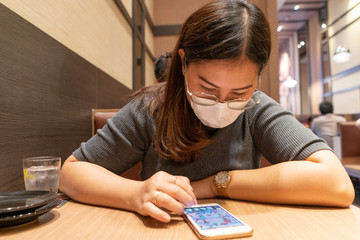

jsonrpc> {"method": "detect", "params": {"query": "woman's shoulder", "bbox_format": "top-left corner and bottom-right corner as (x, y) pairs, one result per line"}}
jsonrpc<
(245, 91), (295, 125)
(251, 91), (286, 114)
(258, 91), (280, 105)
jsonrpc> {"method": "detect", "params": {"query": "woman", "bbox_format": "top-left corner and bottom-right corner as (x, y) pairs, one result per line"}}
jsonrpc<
(60, 0), (354, 223)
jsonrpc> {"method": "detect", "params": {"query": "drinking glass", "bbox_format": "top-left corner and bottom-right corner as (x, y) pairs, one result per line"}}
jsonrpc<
(23, 156), (61, 193)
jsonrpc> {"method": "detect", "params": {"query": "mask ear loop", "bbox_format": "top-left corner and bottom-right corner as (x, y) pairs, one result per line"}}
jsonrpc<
(252, 75), (262, 105)
(256, 75), (262, 92)
(183, 58), (191, 96)
(182, 55), (188, 74)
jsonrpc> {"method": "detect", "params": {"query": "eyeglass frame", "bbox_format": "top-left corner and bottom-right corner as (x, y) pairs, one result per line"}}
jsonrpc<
(184, 64), (261, 110)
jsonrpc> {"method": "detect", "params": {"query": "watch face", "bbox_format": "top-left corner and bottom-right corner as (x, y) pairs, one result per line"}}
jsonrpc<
(216, 172), (229, 184)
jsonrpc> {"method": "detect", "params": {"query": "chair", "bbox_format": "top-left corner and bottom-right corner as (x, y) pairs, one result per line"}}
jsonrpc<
(92, 109), (121, 135)
(340, 122), (360, 158)
(339, 122), (360, 178)
(92, 109), (142, 181)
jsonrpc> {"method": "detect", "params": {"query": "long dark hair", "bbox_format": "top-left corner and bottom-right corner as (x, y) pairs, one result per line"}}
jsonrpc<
(136, 0), (271, 163)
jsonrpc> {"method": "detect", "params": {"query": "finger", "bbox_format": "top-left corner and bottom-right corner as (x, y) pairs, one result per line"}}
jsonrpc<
(175, 176), (190, 185)
(148, 172), (196, 206)
(170, 176), (178, 184)
(153, 191), (185, 215)
(152, 190), (162, 205)
(172, 176), (197, 205)
(160, 182), (196, 207)
(142, 202), (171, 223)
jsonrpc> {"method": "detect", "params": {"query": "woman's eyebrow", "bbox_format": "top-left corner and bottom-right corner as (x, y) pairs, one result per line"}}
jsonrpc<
(232, 84), (253, 91)
(199, 75), (253, 90)
(199, 75), (218, 88)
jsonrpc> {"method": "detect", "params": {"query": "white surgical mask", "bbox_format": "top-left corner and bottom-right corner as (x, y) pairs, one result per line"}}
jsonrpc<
(183, 60), (258, 128)
(189, 100), (249, 128)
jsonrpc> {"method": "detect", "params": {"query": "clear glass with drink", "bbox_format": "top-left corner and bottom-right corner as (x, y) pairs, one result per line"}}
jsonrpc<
(23, 156), (61, 193)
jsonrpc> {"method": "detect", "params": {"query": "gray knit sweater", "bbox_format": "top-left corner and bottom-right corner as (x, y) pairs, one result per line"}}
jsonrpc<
(74, 92), (330, 181)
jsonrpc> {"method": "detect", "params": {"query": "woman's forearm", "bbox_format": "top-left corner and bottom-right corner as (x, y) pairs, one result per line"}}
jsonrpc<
(60, 155), (197, 223)
(227, 160), (353, 207)
(59, 155), (142, 211)
(192, 150), (354, 207)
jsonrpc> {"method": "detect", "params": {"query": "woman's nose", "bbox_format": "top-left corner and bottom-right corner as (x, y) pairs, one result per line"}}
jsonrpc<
(218, 92), (230, 102)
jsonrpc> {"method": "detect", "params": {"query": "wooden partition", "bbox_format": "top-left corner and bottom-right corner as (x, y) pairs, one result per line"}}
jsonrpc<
(0, 4), (132, 192)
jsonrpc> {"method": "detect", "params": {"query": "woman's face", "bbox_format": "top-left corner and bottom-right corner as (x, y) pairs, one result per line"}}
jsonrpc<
(179, 50), (260, 103)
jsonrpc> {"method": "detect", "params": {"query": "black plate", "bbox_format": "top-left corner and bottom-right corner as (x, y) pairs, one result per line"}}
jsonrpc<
(0, 198), (60, 228)
(0, 191), (57, 214)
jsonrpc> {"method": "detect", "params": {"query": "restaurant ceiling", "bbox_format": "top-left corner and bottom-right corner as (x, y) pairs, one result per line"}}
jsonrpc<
(277, 0), (328, 56)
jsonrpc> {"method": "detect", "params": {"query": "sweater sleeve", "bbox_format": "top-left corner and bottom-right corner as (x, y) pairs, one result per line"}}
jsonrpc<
(247, 94), (331, 164)
(73, 98), (154, 174)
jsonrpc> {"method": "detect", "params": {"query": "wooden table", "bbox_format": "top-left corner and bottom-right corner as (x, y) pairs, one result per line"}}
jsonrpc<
(1, 199), (360, 240)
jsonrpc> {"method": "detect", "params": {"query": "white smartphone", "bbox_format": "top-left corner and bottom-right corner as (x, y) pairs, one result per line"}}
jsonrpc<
(183, 203), (253, 239)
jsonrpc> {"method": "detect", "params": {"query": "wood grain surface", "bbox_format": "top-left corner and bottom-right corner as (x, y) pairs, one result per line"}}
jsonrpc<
(0, 3), (132, 192)
(1, 199), (360, 240)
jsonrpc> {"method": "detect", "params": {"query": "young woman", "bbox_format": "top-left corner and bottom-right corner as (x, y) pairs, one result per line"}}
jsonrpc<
(60, 0), (354, 223)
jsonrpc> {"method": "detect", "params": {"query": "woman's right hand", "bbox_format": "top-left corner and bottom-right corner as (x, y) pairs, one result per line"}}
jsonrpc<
(60, 156), (197, 223)
(133, 171), (197, 222)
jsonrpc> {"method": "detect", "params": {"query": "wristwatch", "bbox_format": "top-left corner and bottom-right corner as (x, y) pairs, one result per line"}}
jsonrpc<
(214, 171), (231, 198)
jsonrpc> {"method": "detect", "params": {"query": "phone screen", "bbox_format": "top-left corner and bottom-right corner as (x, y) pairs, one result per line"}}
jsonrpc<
(184, 205), (244, 230)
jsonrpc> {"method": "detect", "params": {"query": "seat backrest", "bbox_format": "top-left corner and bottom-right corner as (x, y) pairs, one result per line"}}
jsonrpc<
(340, 122), (360, 157)
(92, 109), (142, 180)
(92, 109), (120, 135)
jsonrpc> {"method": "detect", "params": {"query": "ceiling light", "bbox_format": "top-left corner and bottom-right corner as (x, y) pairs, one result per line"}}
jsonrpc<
(294, 5), (300, 10)
(321, 23), (327, 29)
(300, 41), (305, 46)
(297, 44), (302, 48)
(283, 76), (297, 88)
(277, 25), (283, 32)
(333, 45), (351, 63)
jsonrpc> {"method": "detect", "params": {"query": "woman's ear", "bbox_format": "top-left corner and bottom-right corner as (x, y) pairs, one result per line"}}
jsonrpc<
(178, 49), (186, 75)
(178, 49), (185, 62)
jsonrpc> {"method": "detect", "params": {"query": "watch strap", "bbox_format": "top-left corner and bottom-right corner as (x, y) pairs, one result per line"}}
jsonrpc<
(214, 171), (231, 198)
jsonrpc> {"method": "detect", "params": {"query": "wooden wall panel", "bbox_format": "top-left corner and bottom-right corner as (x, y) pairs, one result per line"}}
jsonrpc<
(0, 4), (132, 192)
(1, 0), (133, 90)
(96, 69), (133, 108)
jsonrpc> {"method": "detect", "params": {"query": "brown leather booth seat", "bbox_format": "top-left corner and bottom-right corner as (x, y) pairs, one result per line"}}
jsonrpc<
(92, 109), (142, 181)
(92, 109), (121, 135)
(340, 122), (360, 178)
(340, 122), (360, 158)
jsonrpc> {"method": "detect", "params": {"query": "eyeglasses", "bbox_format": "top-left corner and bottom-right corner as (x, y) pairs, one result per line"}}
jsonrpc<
(184, 68), (261, 110)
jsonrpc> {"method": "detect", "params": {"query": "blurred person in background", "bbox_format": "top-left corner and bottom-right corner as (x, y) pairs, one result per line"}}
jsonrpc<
(355, 118), (360, 129)
(154, 52), (171, 83)
(311, 101), (346, 148)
